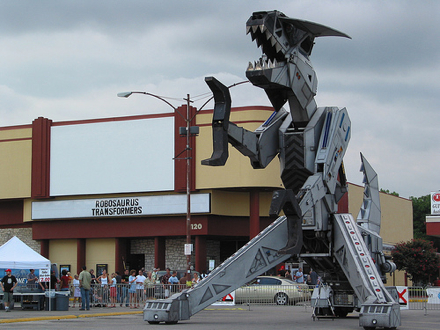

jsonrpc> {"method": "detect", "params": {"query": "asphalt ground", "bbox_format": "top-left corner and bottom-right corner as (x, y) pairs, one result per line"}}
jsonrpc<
(0, 304), (439, 329)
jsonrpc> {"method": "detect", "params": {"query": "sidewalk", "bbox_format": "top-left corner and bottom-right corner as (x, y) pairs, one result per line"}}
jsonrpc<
(0, 305), (143, 324)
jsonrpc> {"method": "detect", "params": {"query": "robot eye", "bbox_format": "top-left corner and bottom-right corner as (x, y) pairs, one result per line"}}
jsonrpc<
(284, 23), (295, 34)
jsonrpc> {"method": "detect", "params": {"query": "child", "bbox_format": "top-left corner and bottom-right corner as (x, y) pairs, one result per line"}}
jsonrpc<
(109, 273), (117, 307)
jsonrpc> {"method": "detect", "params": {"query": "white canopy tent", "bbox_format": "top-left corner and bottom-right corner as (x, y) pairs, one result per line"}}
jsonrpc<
(0, 236), (51, 269)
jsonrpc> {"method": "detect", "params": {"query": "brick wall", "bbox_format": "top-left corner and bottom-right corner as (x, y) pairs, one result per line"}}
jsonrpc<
(129, 237), (221, 272)
(0, 227), (40, 253)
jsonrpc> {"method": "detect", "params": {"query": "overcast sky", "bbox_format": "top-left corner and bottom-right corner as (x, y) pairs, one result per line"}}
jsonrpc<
(1, 0), (439, 199)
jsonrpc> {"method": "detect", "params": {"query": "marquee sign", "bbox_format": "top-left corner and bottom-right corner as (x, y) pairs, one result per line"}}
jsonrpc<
(32, 194), (210, 220)
(431, 192), (440, 215)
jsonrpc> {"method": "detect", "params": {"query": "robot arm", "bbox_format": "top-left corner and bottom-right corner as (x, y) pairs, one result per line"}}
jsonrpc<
(201, 77), (231, 166)
(202, 76), (288, 169)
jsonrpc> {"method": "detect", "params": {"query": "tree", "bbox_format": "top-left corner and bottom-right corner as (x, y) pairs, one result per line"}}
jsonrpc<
(380, 189), (399, 197)
(410, 194), (440, 249)
(392, 238), (440, 286)
(410, 195), (430, 239)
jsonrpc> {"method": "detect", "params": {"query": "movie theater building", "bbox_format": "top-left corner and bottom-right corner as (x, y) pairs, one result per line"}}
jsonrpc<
(0, 105), (412, 285)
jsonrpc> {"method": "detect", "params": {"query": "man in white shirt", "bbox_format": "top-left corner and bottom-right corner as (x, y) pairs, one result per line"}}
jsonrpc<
(136, 269), (147, 304)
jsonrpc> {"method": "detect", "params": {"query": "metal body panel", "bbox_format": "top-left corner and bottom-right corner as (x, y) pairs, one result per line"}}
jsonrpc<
(357, 153), (382, 234)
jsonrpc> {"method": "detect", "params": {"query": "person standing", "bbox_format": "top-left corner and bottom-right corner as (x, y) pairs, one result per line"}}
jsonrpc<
(128, 269), (138, 308)
(152, 268), (159, 283)
(1, 269), (18, 312)
(143, 271), (155, 299)
(27, 269), (38, 288)
(50, 270), (59, 290)
(121, 269), (130, 307)
(67, 272), (73, 295)
(309, 269), (318, 286)
(97, 269), (110, 306)
(72, 274), (81, 307)
(161, 268), (172, 298)
(136, 269), (146, 306)
(115, 271), (122, 306)
(168, 271), (179, 293)
(161, 268), (171, 286)
(109, 273), (117, 308)
(79, 266), (92, 310)
(295, 267), (304, 284)
(90, 269), (97, 285)
(60, 269), (70, 291)
(192, 273), (200, 286)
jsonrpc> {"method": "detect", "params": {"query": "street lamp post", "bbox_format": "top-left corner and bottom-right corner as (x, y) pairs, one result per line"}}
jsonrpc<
(117, 91), (197, 276)
(118, 80), (247, 276)
(185, 94), (192, 276)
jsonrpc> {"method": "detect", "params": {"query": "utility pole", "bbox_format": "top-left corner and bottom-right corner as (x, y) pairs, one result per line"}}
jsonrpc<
(185, 93), (192, 276)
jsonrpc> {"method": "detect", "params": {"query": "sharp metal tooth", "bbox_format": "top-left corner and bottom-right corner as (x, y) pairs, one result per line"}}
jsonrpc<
(265, 31), (271, 40)
(275, 43), (282, 53)
(246, 25), (251, 34)
(252, 25), (258, 33)
(247, 61), (254, 71)
(256, 38), (261, 47)
(259, 24), (266, 33)
(267, 59), (273, 68)
(255, 61), (262, 70)
(270, 36), (276, 46)
(273, 59), (277, 67)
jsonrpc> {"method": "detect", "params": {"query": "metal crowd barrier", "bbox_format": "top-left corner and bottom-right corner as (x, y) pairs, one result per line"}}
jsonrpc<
(408, 286), (440, 311)
(87, 283), (189, 308)
(6, 282), (440, 311)
(84, 283), (312, 308)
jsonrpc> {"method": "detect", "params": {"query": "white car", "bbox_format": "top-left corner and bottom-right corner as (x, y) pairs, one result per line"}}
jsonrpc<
(235, 276), (310, 305)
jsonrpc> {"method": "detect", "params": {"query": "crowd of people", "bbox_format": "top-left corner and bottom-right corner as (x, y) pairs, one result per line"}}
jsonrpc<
(56, 266), (202, 310)
(280, 267), (320, 286)
(4, 265), (324, 311)
(1, 266), (204, 311)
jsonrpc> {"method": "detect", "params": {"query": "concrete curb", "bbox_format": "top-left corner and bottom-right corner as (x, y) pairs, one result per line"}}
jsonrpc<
(0, 311), (142, 324)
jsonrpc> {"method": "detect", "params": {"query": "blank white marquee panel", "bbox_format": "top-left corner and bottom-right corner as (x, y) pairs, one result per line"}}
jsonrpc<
(50, 117), (174, 196)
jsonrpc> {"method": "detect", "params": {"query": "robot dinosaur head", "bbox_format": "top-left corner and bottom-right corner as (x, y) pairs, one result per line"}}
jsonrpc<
(246, 10), (350, 64)
(246, 11), (350, 120)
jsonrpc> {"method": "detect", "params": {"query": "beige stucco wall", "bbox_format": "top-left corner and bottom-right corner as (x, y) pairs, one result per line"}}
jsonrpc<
(195, 108), (283, 190)
(49, 239), (78, 274)
(85, 238), (116, 275)
(46, 238), (116, 276)
(209, 190), (275, 217)
(0, 128), (32, 199)
(348, 183), (413, 286)
(347, 183), (413, 245)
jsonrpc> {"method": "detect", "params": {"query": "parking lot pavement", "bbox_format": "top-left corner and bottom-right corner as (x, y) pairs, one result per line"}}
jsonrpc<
(1, 305), (440, 330)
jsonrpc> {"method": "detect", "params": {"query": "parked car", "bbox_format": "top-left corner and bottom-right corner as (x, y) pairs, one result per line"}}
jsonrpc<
(235, 276), (310, 305)
(156, 270), (200, 283)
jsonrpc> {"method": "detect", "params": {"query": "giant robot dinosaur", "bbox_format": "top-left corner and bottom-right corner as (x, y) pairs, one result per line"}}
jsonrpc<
(144, 11), (400, 330)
